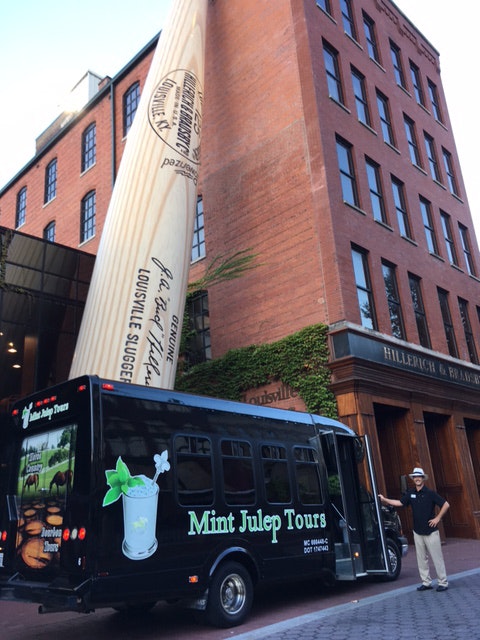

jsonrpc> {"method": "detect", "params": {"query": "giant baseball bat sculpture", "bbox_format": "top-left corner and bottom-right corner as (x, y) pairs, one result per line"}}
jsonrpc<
(69, 0), (208, 389)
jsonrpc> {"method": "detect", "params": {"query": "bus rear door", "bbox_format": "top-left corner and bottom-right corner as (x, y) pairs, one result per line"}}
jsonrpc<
(320, 432), (389, 580)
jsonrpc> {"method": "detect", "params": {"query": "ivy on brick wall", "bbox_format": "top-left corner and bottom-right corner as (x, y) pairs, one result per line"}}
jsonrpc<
(175, 323), (338, 418)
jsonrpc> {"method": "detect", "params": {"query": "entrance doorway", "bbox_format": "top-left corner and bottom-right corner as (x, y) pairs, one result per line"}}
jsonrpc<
(464, 419), (480, 503)
(374, 404), (413, 536)
(374, 404), (411, 495)
(424, 412), (466, 538)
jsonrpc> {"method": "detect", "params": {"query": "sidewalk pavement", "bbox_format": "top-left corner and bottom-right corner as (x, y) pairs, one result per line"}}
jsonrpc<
(229, 538), (480, 640)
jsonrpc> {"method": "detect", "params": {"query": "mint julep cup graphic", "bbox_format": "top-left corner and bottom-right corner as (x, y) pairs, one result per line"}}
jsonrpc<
(122, 474), (159, 559)
(103, 452), (170, 560)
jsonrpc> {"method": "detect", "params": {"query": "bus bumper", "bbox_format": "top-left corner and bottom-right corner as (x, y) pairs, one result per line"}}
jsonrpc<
(399, 535), (409, 556)
(0, 574), (93, 614)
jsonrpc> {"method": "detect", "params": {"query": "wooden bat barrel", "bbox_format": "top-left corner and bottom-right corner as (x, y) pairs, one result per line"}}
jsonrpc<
(69, 0), (208, 389)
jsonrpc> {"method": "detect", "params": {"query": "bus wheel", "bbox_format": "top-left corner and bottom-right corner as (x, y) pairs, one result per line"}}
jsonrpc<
(384, 539), (401, 581)
(206, 561), (253, 628)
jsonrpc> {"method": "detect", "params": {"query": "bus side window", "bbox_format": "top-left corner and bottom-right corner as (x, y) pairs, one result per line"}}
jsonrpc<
(221, 439), (256, 506)
(175, 435), (213, 506)
(294, 446), (323, 505)
(261, 444), (291, 504)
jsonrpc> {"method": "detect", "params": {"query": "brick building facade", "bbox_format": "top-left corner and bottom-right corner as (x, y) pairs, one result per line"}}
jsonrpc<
(1, 0), (479, 538)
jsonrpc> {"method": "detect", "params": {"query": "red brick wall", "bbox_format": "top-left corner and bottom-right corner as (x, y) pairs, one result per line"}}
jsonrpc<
(1, 0), (479, 364)
(0, 48), (155, 255)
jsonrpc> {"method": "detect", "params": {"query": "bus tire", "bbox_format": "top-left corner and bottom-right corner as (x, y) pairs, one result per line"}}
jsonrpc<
(206, 561), (253, 628)
(384, 538), (401, 581)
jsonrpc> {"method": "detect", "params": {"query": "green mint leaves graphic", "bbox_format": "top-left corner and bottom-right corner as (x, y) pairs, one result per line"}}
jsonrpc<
(103, 457), (145, 507)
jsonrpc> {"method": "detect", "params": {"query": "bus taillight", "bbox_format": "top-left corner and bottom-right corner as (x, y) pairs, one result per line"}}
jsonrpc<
(63, 527), (87, 542)
(34, 395), (58, 408)
(1, 530), (7, 542)
(101, 383), (115, 391)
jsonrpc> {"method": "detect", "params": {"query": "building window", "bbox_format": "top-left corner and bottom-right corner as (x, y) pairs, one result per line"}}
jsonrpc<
(442, 148), (459, 196)
(340, 0), (357, 40)
(376, 91), (395, 146)
(323, 42), (344, 105)
(185, 290), (211, 366)
(382, 261), (405, 339)
(191, 195), (205, 262)
(81, 122), (96, 172)
(363, 13), (380, 63)
(409, 61), (425, 106)
(43, 221), (56, 243)
(419, 196), (439, 255)
(15, 186), (27, 228)
(458, 298), (478, 364)
(316, 0), (331, 13)
(390, 41), (406, 89)
(424, 133), (441, 182)
(351, 246), (377, 330)
(365, 157), (387, 223)
(440, 211), (458, 266)
(44, 158), (57, 204)
(438, 288), (458, 358)
(458, 224), (476, 276)
(80, 190), (96, 243)
(351, 67), (370, 126)
(336, 137), (359, 207)
(404, 116), (422, 167)
(123, 81), (140, 136)
(427, 79), (443, 123)
(391, 177), (412, 239)
(409, 274), (431, 348)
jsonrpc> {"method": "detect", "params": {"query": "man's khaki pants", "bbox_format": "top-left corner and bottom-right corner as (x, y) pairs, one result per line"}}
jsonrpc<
(413, 530), (448, 587)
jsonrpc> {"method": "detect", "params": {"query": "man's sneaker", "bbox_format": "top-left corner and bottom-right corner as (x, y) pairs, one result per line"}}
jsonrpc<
(416, 584), (433, 591)
(436, 585), (448, 592)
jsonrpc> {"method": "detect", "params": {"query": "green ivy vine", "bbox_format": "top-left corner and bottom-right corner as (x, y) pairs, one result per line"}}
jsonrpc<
(175, 323), (338, 418)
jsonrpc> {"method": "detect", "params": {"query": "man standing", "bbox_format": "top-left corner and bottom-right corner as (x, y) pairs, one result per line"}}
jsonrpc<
(379, 467), (450, 592)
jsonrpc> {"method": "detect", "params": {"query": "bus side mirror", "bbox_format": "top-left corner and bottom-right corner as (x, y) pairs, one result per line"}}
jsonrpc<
(400, 474), (407, 494)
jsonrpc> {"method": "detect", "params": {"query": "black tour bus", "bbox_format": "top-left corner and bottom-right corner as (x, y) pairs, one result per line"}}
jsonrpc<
(0, 375), (407, 628)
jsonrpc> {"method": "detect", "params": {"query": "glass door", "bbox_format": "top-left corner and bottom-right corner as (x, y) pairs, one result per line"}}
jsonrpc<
(320, 431), (389, 579)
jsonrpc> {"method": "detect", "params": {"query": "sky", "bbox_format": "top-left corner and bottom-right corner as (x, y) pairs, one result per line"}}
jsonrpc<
(0, 0), (173, 184)
(1, 1), (478, 236)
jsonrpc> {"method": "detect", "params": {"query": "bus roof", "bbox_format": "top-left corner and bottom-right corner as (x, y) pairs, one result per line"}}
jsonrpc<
(10, 375), (356, 437)
(92, 376), (355, 435)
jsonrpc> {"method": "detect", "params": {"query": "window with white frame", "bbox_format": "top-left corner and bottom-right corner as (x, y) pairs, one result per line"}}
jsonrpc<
(15, 186), (27, 228)
(81, 122), (96, 172)
(80, 190), (96, 243)
(44, 158), (57, 204)
(191, 196), (205, 262)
